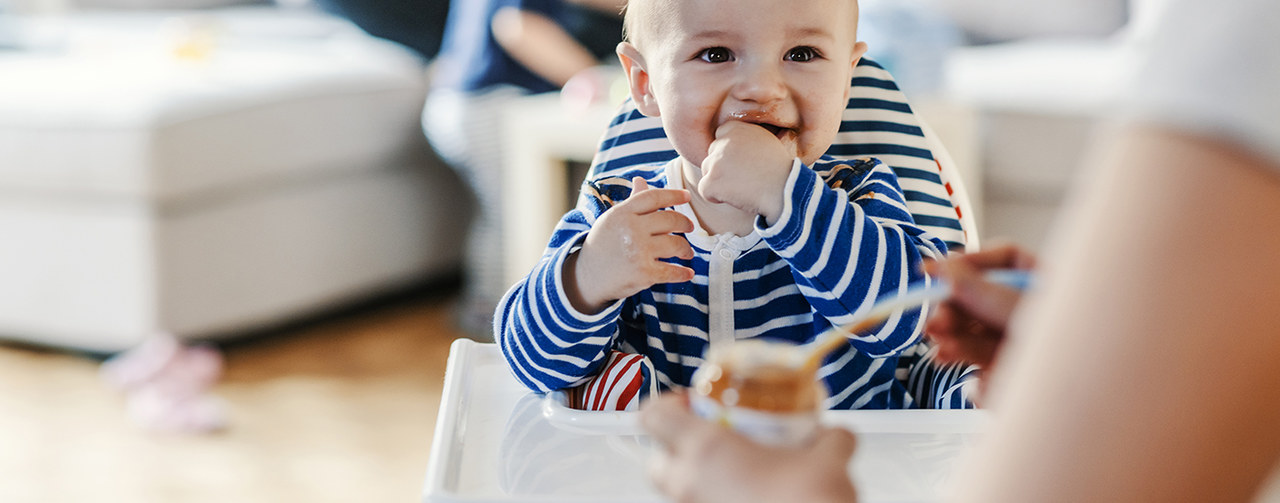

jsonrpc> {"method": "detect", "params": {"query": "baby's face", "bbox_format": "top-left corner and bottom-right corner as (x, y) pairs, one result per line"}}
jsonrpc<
(621, 0), (865, 168)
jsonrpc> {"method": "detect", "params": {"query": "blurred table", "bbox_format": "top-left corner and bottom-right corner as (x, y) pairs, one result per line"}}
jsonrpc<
(422, 339), (989, 503)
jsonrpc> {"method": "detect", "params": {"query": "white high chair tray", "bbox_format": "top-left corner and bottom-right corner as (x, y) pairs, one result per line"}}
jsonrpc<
(423, 339), (989, 503)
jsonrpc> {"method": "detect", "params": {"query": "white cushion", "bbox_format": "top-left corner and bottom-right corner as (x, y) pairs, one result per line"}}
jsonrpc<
(0, 8), (468, 351)
(0, 8), (428, 203)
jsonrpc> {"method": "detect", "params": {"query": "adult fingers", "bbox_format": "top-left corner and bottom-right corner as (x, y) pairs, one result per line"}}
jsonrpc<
(646, 448), (675, 497)
(640, 392), (697, 450)
(925, 305), (967, 364)
(927, 302), (1004, 367)
(959, 241), (1037, 271)
(813, 427), (858, 461)
(925, 301), (960, 337)
(647, 443), (699, 503)
(941, 257), (1022, 331)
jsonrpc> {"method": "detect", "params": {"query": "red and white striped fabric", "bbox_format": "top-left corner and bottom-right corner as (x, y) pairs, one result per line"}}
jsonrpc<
(567, 351), (656, 411)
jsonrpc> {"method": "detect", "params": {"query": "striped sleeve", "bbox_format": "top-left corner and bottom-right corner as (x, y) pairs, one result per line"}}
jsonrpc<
(496, 169), (662, 393)
(758, 157), (946, 357)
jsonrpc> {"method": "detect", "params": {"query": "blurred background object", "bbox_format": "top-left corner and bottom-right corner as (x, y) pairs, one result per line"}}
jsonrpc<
(925, 0), (1128, 42)
(311, 0), (449, 60)
(858, 0), (1156, 253)
(0, 4), (469, 352)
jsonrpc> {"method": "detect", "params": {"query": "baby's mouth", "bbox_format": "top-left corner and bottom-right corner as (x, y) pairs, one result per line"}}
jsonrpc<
(760, 122), (799, 143)
(728, 111), (796, 141)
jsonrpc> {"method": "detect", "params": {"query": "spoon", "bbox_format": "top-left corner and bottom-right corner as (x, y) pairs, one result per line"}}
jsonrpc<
(801, 282), (952, 372)
(800, 270), (1034, 372)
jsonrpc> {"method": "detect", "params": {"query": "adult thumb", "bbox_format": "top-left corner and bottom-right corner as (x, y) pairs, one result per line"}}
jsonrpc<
(813, 427), (858, 461)
(948, 259), (1021, 330)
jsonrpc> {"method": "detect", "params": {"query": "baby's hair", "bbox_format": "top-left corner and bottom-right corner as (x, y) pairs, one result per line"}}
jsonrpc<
(620, 3), (632, 42)
(620, 0), (644, 45)
(620, 0), (676, 49)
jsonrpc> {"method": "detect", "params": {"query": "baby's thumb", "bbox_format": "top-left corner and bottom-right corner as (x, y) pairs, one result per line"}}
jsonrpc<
(697, 175), (724, 205)
(632, 176), (649, 194)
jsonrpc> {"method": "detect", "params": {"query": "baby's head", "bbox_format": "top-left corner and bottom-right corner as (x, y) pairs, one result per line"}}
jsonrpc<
(617, 0), (867, 168)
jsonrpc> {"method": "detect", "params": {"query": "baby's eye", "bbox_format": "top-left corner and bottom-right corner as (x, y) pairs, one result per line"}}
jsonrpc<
(785, 46), (820, 62)
(698, 47), (733, 63)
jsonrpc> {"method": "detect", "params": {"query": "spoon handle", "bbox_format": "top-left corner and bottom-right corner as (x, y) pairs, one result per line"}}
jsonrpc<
(802, 269), (1034, 370)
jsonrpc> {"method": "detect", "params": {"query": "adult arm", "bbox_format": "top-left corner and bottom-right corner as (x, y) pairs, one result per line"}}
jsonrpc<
(491, 6), (598, 87)
(951, 127), (1280, 502)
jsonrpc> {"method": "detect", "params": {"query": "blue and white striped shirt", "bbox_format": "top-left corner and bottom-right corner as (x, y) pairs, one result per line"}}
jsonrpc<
(498, 155), (949, 409)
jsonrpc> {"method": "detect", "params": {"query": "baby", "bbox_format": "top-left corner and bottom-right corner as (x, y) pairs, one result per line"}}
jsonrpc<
(496, 0), (948, 409)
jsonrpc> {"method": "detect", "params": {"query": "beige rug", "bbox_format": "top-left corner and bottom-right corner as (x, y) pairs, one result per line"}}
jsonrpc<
(0, 289), (466, 503)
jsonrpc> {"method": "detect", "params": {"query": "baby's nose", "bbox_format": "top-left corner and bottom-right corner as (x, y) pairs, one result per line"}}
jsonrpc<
(731, 61), (787, 105)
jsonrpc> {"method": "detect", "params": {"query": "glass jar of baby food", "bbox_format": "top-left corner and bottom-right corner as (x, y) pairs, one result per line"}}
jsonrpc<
(689, 339), (826, 446)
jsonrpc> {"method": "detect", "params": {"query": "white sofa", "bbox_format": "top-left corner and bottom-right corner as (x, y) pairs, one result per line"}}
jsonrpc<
(0, 7), (469, 352)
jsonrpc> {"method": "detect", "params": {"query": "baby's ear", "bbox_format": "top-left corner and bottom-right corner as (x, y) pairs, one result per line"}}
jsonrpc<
(616, 42), (660, 117)
(849, 41), (869, 71)
(845, 41), (869, 101)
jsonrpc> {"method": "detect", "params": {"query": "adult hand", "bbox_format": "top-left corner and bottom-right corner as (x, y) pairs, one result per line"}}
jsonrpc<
(924, 242), (1036, 369)
(566, 177), (696, 313)
(698, 120), (794, 224)
(641, 392), (859, 503)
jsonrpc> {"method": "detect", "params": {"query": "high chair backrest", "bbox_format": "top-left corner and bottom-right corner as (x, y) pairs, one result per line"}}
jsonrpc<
(586, 58), (976, 253)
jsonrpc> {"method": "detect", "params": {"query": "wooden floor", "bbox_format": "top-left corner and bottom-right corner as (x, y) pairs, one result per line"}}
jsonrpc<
(0, 284), (469, 503)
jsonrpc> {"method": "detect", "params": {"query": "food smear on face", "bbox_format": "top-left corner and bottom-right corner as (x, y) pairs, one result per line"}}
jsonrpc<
(726, 110), (796, 141)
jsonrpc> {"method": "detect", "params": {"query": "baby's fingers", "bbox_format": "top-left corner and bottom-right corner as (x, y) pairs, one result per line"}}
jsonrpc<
(639, 210), (695, 236)
(624, 187), (691, 215)
(650, 235), (695, 261)
(649, 261), (695, 284)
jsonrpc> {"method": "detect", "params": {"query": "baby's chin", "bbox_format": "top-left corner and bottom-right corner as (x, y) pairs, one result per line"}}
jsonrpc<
(796, 145), (828, 166)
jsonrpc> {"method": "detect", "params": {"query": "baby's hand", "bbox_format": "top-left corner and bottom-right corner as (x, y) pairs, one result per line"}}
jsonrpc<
(566, 177), (696, 314)
(698, 121), (794, 224)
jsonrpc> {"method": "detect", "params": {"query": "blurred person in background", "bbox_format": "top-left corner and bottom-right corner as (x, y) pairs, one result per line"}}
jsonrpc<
(421, 0), (624, 337)
(313, 0), (452, 60)
(640, 0), (1280, 501)
(315, 0), (622, 62)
